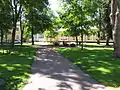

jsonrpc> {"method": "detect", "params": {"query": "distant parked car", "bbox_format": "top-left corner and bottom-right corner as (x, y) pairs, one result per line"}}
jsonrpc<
(14, 39), (21, 44)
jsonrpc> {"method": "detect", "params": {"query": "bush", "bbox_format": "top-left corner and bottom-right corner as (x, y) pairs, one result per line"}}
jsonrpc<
(54, 42), (59, 46)
(70, 43), (76, 47)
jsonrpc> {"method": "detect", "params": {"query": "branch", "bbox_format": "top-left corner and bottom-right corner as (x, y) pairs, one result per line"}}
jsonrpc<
(16, 5), (22, 21)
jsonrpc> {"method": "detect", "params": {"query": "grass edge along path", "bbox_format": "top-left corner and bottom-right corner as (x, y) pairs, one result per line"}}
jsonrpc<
(0, 45), (37, 90)
(56, 46), (120, 87)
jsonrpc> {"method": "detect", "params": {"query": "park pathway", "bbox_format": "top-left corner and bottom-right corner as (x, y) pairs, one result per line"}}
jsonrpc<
(23, 46), (107, 90)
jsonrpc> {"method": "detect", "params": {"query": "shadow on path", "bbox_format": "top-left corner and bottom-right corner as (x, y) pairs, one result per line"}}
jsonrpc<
(23, 46), (106, 90)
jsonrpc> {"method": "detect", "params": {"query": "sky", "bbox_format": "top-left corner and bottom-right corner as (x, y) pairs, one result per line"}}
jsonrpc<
(48, 0), (60, 11)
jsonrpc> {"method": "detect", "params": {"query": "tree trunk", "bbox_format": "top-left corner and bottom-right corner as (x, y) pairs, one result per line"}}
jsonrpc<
(1, 29), (3, 45)
(31, 12), (34, 45)
(31, 25), (34, 45)
(110, 0), (120, 57)
(106, 24), (112, 46)
(81, 33), (84, 50)
(5, 33), (8, 43)
(97, 31), (100, 44)
(75, 36), (78, 45)
(102, 30), (106, 40)
(20, 12), (23, 46)
(113, 7), (120, 57)
(11, 0), (22, 47)
(106, 23), (112, 46)
(98, 8), (102, 44)
(12, 24), (16, 47)
(105, 1), (112, 46)
(106, 36), (110, 46)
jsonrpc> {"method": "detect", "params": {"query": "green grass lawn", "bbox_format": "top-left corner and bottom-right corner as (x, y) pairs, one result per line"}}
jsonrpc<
(57, 46), (120, 87)
(0, 45), (36, 90)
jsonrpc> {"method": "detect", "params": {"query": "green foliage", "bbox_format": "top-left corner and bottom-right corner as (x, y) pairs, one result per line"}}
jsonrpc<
(58, 0), (97, 37)
(44, 30), (58, 38)
(24, 25), (31, 39)
(58, 0), (111, 39)
(24, 0), (52, 34)
(0, 0), (12, 42)
(60, 30), (71, 36)
(0, 0), (52, 45)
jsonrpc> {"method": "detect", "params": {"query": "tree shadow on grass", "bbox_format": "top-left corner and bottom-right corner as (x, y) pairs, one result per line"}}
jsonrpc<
(58, 48), (120, 87)
(0, 46), (36, 90)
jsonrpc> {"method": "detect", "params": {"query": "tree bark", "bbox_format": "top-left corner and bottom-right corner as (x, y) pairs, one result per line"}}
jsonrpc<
(75, 36), (78, 45)
(31, 12), (34, 45)
(20, 10), (23, 46)
(5, 32), (8, 43)
(110, 0), (120, 57)
(98, 8), (102, 44)
(113, 7), (120, 57)
(106, 23), (112, 46)
(11, 0), (22, 47)
(12, 24), (16, 47)
(105, 0), (112, 46)
(81, 33), (84, 50)
(0, 29), (3, 45)
(31, 25), (34, 45)
(97, 31), (100, 44)
(106, 36), (110, 46)
(110, 0), (117, 26)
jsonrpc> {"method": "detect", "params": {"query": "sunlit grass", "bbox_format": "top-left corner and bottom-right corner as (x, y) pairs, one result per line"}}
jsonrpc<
(0, 45), (36, 90)
(57, 46), (120, 87)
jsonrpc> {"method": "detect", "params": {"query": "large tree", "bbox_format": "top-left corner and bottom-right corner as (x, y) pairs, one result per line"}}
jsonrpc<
(103, 0), (112, 46)
(11, 0), (22, 47)
(110, 0), (120, 57)
(24, 0), (51, 45)
(58, 0), (98, 49)
(8, 0), (50, 46)
(0, 0), (12, 45)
